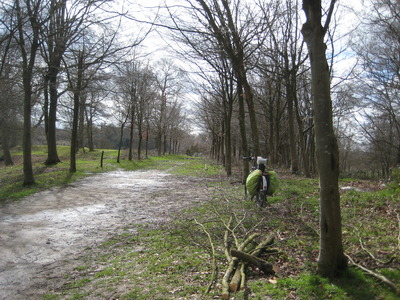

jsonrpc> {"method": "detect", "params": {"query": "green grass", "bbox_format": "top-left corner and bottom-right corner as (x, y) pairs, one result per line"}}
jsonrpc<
(0, 146), (222, 203)
(2, 148), (399, 299)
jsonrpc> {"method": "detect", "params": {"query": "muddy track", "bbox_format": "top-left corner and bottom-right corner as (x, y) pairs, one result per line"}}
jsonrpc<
(0, 170), (209, 299)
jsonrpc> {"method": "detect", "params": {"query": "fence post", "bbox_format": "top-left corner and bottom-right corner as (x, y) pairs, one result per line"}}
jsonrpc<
(100, 151), (104, 168)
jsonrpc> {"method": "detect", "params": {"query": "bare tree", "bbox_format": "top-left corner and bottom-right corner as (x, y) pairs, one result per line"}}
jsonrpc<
(134, 65), (156, 160)
(301, 0), (347, 277)
(350, 0), (400, 175)
(153, 60), (182, 156)
(115, 59), (156, 160)
(165, 0), (277, 178)
(40, 0), (126, 165)
(0, 31), (21, 166)
(12, 0), (44, 185)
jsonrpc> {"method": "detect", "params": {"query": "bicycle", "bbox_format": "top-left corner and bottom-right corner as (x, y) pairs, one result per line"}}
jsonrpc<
(242, 156), (270, 207)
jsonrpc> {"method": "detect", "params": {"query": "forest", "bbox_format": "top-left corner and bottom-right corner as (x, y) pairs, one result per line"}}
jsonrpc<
(0, 0), (399, 291)
(1, 0), (398, 183)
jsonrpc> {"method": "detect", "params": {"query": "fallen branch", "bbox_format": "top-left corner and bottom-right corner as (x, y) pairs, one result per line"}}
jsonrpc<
(229, 262), (244, 292)
(346, 254), (399, 295)
(250, 234), (275, 257)
(221, 256), (239, 299)
(228, 235), (276, 293)
(194, 219), (217, 293)
(231, 249), (275, 275)
(221, 232), (261, 299)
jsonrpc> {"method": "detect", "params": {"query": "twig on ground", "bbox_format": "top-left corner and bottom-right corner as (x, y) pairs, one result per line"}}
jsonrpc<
(345, 254), (399, 295)
(352, 224), (386, 265)
(194, 218), (217, 294)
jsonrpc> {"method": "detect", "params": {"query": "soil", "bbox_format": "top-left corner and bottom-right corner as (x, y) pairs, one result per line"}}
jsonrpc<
(0, 169), (209, 299)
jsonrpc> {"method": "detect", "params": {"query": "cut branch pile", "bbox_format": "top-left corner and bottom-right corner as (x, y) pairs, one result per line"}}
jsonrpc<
(221, 232), (277, 299)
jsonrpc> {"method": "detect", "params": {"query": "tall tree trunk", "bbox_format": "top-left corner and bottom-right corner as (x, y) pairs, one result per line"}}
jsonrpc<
(241, 74), (260, 156)
(70, 51), (83, 173)
(78, 94), (85, 152)
(145, 123), (149, 159)
(163, 132), (167, 155)
(220, 122), (225, 165)
(45, 70), (61, 165)
(225, 111), (232, 176)
(128, 106), (135, 161)
(237, 83), (249, 182)
(43, 75), (50, 144)
(1, 134), (14, 166)
(295, 94), (311, 177)
(137, 128), (143, 160)
(22, 74), (35, 185)
(85, 108), (94, 152)
(286, 68), (299, 174)
(70, 92), (80, 173)
(301, 0), (347, 277)
(286, 81), (298, 173)
(16, 0), (39, 186)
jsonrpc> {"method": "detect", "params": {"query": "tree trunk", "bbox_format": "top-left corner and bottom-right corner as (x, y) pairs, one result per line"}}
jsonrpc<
(241, 75), (260, 156)
(128, 106), (135, 161)
(295, 94), (311, 177)
(225, 111), (232, 176)
(70, 91), (80, 173)
(145, 125), (149, 159)
(237, 83), (249, 182)
(156, 130), (162, 156)
(43, 75), (50, 144)
(301, 0), (347, 277)
(137, 123), (143, 160)
(1, 134), (14, 166)
(85, 108), (94, 152)
(78, 93), (85, 152)
(45, 69), (61, 165)
(70, 51), (84, 173)
(285, 66), (299, 174)
(22, 76), (35, 185)
(16, 0), (38, 186)
(163, 132), (167, 155)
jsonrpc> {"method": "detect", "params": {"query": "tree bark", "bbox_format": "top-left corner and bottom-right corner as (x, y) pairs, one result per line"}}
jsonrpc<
(1, 134), (14, 166)
(286, 75), (299, 174)
(128, 105), (135, 161)
(85, 108), (94, 151)
(137, 121), (143, 160)
(237, 83), (249, 182)
(69, 51), (84, 173)
(78, 93), (86, 152)
(45, 70), (61, 165)
(301, 0), (347, 277)
(230, 249), (274, 274)
(16, 0), (39, 185)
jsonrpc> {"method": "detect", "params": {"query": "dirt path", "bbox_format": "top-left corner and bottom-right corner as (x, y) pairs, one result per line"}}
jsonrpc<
(0, 170), (209, 299)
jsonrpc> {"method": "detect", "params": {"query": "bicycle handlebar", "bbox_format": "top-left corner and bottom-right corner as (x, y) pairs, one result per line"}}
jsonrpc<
(241, 156), (256, 161)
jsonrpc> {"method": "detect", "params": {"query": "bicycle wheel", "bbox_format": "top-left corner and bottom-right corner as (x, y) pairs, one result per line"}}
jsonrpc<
(255, 190), (267, 207)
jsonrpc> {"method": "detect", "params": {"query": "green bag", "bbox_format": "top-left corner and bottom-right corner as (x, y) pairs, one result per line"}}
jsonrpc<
(266, 171), (279, 196)
(246, 169), (262, 196)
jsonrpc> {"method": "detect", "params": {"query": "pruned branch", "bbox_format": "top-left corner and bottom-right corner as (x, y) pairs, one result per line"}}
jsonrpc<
(231, 249), (275, 274)
(346, 254), (400, 295)
(194, 218), (218, 293)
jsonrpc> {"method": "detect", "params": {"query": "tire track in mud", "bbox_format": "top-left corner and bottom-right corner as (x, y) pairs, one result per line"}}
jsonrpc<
(0, 170), (208, 299)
